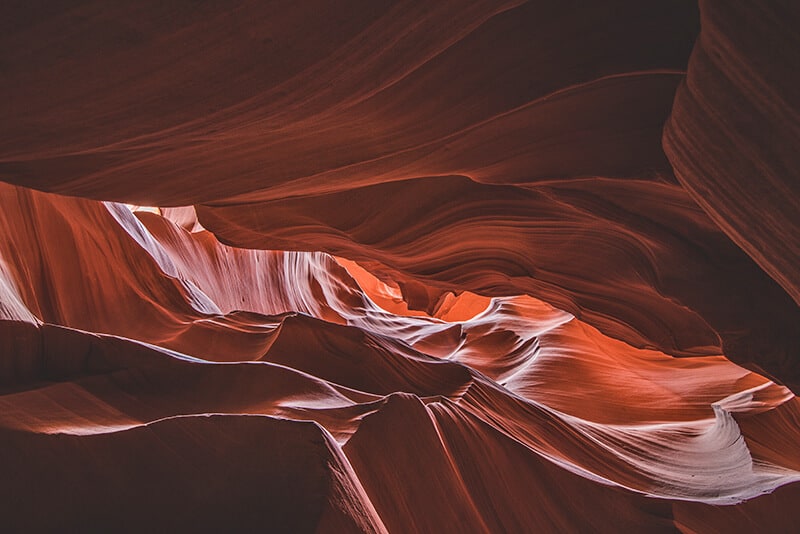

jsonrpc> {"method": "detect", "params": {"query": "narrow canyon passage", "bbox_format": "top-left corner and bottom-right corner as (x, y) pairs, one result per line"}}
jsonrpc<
(1, 1), (798, 532)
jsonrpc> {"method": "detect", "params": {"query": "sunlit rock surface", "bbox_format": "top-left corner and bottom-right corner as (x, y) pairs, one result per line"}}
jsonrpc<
(1, 1), (798, 531)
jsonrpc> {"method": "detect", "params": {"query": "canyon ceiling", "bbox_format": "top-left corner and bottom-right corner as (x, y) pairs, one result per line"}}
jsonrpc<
(1, 1), (799, 532)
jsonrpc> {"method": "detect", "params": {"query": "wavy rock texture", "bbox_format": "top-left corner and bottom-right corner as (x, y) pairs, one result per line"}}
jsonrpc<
(664, 0), (800, 307)
(1, 184), (799, 531)
(1, 1), (799, 532)
(198, 174), (800, 392)
(0, 1), (696, 203)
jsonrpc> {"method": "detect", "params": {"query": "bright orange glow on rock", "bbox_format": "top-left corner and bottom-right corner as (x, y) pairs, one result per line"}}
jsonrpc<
(336, 256), (491, 322)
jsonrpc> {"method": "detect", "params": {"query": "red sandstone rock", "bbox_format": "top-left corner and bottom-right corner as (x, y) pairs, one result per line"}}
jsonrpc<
(0, 1), (798, 531)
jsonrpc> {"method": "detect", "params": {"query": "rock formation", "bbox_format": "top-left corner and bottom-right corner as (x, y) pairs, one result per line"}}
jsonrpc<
(1, 1), (798, 531)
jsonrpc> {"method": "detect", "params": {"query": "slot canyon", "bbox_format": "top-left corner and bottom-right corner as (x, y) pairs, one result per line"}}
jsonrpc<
(1, 1), (799, 532)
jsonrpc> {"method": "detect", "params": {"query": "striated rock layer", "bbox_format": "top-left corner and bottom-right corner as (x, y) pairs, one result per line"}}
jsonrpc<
(664, 0), (800, 307)
(1, 1), (799, 532)
(1, 184), (798, 531)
